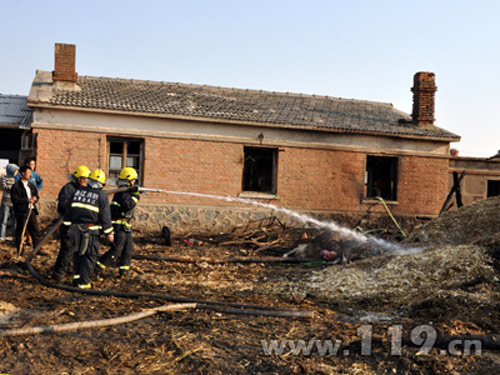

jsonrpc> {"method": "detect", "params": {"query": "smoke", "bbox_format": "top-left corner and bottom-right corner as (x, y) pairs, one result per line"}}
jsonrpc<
(158, 190), (423, 256)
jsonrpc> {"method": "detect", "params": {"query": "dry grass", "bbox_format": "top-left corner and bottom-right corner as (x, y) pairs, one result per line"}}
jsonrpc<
(284, 245), (498, 309)
(1, 198), (500, 374)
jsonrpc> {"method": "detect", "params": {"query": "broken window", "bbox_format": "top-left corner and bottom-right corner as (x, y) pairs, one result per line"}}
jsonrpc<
(365, 156), (398, 201)
(487, 180), (500, 197)
(107, 138), (143, 185)
(242, 146), (278, 194)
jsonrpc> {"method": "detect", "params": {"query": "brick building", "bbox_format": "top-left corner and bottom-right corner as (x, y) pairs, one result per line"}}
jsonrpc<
(26, 44), (460, 234)
(447, 151), (500, 209)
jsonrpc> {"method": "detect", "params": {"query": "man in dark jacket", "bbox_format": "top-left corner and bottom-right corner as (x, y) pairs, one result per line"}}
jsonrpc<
(96, 167), (140, 278)
(52, 165), (91, 283)
(10, 165), (42, 255)
(67, 169), (114, 289)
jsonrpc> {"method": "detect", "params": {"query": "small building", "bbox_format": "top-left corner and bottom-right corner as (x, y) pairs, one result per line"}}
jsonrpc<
(448, 152), (500, 208)
(27, 44), (460, 234)
(0, 95), (34, 167)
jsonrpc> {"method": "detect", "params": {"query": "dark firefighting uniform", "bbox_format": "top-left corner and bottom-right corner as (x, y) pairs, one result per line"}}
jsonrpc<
(52, 180), (79, 280)
(66, 185), (113, 287)
(97, 188), (139, 275)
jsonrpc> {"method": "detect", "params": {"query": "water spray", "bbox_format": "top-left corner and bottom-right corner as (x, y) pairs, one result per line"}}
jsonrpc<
(139, 187), (422, 256)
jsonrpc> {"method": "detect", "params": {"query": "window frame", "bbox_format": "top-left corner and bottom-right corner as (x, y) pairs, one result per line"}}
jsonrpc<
(365, 155), (399, 201)
(241, 146), (278, 195)
(106, 137), (144, 186)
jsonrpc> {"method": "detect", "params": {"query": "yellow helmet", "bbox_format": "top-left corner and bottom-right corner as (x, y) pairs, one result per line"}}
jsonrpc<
(90, 169), (106, 184)
(119, 167), (138, 181)
(72, 165), (91, 179)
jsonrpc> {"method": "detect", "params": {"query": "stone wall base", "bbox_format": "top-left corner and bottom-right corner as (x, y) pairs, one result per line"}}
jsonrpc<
(37, 199), (432, 238)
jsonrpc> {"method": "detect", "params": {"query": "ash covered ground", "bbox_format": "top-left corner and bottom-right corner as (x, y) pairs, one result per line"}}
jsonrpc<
(1, 199), (500, 374)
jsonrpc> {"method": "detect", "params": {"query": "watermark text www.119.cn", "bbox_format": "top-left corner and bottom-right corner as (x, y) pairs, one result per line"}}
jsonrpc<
(261, 325), (482, 356)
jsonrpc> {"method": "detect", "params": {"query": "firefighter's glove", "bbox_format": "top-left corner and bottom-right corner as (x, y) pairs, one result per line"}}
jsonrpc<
(129, 185), (140, 195)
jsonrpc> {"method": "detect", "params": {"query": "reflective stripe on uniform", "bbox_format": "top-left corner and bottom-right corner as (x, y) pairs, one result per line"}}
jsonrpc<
(111, 201), (121, 207)
(120, 265), (130, 270)
(112, 219), (132, 227)
(73, 275), (80, 280)
(96, 261), (106, 270)
(71, 202), (99, 213)
(87, 225), (102, 231)
(132, 196), (139, 203)
(103, 227), (114, 234)
(78, 283), (92, 289)
(63, 221), (72, 226)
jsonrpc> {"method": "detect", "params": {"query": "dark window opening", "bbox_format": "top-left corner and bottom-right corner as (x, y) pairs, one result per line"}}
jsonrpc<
(487, 180), (500, 197)
(242, 147), (277, 194)
(366, 156), (398, 201)
(0, 129), (23, 165)
(107, 138), (144, 185)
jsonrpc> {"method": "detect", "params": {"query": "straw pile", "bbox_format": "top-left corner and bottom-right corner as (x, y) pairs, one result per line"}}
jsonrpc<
(284, 196), (500, 314)
(287, 245), (497, 308)
(403, 196), (500, 246)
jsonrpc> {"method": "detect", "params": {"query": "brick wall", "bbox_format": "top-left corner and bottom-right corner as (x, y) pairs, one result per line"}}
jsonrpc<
(34, 127), (448, 219)
(278, 148), (366, 210)
(411, 72), (437, 126)
(35, 129), (106, 197)
(144, 138), (243, 205)
(396, 155), (449, 215)
(52, 43), (78, 82)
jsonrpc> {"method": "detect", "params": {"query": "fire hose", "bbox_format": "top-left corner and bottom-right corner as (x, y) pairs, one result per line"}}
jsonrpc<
(22, 185), (313, 319)
(15, 186), (500, 349)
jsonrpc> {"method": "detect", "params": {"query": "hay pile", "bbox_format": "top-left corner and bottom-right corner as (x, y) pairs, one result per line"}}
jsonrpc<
(283, 196), (500, 316)
(287, 245), (497, 308)
(403, 196), (500, 246)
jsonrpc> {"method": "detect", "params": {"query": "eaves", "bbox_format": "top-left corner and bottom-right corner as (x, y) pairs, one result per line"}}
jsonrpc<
(27, 101), (461, 143)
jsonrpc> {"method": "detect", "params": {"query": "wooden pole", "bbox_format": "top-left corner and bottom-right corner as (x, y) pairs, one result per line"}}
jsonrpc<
(453, 171), (464, 208)
(0, 303), (197, 337)
(16, 205), (33, 259)
(440, 170), (466, 214)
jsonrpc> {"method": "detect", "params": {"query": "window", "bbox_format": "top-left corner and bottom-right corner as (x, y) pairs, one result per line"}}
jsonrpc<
(242, 147), (278, 194)
(366, 156), (398, 201)
(107, 138), (143, 185)
(487, 180), (500, 197)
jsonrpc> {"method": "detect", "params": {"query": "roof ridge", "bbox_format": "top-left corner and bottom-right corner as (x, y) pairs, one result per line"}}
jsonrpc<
(0, 94), (28, 99)
(30, 70), (459, 141)
(78, 74), (393, 107)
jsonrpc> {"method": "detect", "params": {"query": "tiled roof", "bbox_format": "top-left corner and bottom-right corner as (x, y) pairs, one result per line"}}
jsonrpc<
(28, 71), (459, 140)
(0, 95), (32, 129)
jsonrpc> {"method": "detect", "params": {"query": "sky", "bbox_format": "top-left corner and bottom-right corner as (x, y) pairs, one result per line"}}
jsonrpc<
(1, 0), (499, 157)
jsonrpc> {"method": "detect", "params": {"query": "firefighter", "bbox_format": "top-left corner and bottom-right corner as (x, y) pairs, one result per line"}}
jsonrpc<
(52, 165), (91, 283)
(67, 169), (114, 289)
(96, 167), (140, 278)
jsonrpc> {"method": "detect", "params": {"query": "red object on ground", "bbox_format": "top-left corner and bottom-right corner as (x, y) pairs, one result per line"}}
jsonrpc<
(320, 250), (338, 261)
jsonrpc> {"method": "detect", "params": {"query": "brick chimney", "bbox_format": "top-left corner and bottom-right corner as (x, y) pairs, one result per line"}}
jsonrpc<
(52, 43), (78, 83)
(411, 72), (437, 127)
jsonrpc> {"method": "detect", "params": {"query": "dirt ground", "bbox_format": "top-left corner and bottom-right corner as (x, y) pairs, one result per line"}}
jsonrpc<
(1, 206), (500, 374)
